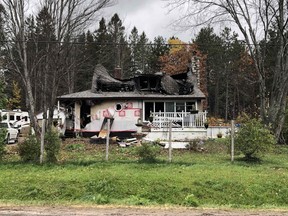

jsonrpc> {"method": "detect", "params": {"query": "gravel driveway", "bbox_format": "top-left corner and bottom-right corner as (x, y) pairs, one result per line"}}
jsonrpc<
(1, 206), (288, 216)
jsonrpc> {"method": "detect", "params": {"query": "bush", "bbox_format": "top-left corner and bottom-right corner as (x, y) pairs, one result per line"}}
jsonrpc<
(44, 130), (61, 163)
(187, 138), (205, 152)
(235, 118), (276, 160)
(124, 195), (151, 205)
(0, 128), (7, 160)
(183, 194), (199, 207)
(203, 138), (229, 154)
(65, 143), (85, 151)
(134, 142), (160, 162)
(18, 135), (40, 163)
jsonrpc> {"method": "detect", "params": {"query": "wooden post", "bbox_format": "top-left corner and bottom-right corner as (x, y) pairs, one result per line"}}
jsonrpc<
(231, 120), (235, 163)
(168, 120), (172, 163)
(40, 118), (45, 164)
(105, 118), (110, 161)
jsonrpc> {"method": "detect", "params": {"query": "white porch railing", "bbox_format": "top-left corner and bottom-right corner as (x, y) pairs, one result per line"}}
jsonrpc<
(150, 111), (207, 129)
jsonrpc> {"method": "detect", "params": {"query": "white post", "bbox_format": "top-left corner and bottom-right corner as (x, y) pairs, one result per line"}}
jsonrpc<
(57, 100), (60, 112)
(159, 110), (162, 128)
(105, 118), (110, 161)
(231, 120), (235, 163)
(182, 110), (184, 129)
(168, 120), (172, 163)
(40, 118), (45, 164)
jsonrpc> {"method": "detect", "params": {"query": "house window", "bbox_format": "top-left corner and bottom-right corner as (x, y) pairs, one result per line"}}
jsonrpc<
(144, 101), (197, 121)
(155, 102), (164, 112)
(165, 102), (174, 112)
(119, 110), (125, 117)
(176, 102), (185, 112)
(144, 102), (153, 121)
(186, 102), (196, 112)
(115, 103), (123, 111)
(10, 115), (15, 121)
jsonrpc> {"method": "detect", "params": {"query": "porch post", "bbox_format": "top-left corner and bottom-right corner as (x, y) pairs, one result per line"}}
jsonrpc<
(159, 110), (162, 129)
(182, 110), (184, 129)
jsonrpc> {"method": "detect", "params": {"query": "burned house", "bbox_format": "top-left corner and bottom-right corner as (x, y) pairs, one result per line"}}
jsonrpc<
(58, 62), (207, 140)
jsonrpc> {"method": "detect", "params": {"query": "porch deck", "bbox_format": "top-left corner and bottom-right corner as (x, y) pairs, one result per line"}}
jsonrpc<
(150, 111), (207, 129)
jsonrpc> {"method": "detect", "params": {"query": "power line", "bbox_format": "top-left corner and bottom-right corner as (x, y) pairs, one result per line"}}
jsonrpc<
(0, 39), (283, 50)
(0, 39), (272, 47)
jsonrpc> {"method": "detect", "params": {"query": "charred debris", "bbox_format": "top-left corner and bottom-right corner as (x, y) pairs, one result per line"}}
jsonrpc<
(91, 64), (198, 95)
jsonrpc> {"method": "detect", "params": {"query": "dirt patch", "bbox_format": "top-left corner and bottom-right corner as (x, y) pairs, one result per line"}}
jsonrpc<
(0, 206), (288, 216)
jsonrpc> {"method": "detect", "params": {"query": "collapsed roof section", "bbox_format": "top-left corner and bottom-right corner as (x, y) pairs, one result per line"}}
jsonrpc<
(91, 65), (135, 93)
(91, 64), (199, 95)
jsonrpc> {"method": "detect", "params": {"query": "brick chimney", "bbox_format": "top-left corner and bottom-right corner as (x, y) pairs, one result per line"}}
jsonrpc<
(113, 66), (122, 80)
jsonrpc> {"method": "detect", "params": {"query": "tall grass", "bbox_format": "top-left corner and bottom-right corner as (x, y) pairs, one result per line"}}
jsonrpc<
(1, 139), (288, 209)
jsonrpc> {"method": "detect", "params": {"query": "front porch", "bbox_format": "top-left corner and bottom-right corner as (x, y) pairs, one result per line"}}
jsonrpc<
(150, 111), (207, 129)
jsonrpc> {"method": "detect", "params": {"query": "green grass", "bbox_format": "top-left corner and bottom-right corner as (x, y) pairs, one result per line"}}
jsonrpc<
(1, 139), (288, 209)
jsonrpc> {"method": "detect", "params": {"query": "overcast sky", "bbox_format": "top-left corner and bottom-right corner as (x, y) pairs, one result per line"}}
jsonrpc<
(102, 0), (194, 43)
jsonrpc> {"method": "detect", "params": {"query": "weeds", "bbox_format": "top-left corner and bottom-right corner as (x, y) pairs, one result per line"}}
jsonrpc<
(1, 139), (288, 208)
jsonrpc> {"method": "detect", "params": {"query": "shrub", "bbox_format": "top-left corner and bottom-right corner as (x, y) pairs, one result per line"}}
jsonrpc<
(18, 135), (40, 163)
(203, 138), (229, 154)
(45, 130), (61, 163)
(235, 118), (276, 160)
(65, 143), (85, 151)
(183, 194), (199, 207)
(0, 128), (7, 160)
(134, 142), (160, 162)
(124, 195), (151, 205)
(187, 138), (205, 152)
(81, 194), (110, 204)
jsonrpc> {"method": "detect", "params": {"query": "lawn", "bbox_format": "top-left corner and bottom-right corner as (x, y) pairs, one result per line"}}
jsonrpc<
(1, 138), (288, 209)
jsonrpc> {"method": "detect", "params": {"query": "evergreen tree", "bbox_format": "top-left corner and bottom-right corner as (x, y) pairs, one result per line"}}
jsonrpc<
(129, 26), (140, 72)
(0, 76), (7, 109)
(128, 28), (151, 74)
(194, 27), (254, 119)
(107, 13), (131, 78)
(194, 27), (224, 117)
(149, 36), (169, 73)
(137, 32), (150, 73)
(35, 6), (57, 112)
(94, 18), (110, 67)
(75, 31), (97, 91)
(107, 14), (125, 70)
(7, 81), (21, 110)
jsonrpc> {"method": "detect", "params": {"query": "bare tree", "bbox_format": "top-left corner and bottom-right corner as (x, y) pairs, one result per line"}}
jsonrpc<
(3, 0), (115, 137)
(168, 0), (288, 140)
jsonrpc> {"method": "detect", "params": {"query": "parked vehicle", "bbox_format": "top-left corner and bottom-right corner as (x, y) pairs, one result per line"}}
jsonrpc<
(0, 122), (19, 144)
(0, 109), (30, 126)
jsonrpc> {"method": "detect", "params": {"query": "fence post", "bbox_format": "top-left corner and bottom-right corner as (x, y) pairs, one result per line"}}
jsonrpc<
(168, 120), (172, 163)
(40, 118), (45, 164)
(106, 118), (110, 161)
(231, 120), (235, 163)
